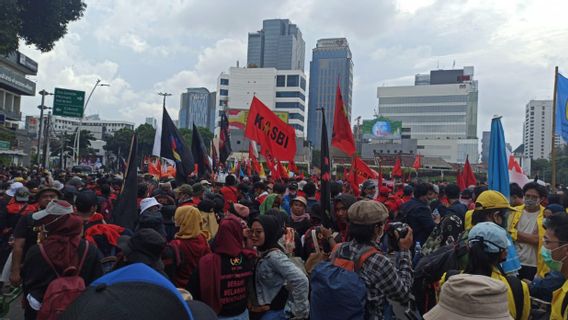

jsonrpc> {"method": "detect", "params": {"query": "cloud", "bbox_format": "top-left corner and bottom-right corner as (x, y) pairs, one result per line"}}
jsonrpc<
(16, 0), (568, 153)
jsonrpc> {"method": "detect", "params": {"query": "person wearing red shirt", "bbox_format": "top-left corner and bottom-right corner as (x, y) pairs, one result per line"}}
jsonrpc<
(220, 175), (239, 213)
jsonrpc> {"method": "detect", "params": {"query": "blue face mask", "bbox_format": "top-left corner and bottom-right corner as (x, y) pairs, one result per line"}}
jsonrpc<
(540, 245), (567, 272)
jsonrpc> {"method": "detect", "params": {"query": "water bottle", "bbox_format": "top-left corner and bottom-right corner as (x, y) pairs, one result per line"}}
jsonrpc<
(413, 241), (422, 267)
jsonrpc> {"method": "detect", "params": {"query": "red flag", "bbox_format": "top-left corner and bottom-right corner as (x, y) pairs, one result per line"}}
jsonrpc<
(277, 160), (288, 179)
(249, 143), (261, 174)
(288, 160), (298, 174)
(392, 156), (402, 177)
(352, 156), (378, 182)
(331, 82), (356, 156)
(377, 162), (383, 189)
(456, 168), (466, 191)
(245, 97), (297, 161)
(413, 154), (421, 171)
(462, 155), (477, 188)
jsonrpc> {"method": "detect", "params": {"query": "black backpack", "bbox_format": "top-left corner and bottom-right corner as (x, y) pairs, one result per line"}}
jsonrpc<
(412, 240), (468, 315)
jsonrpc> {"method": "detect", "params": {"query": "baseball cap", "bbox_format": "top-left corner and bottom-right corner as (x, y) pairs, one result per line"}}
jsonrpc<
(423, 274), (511, 320)
(199, 180), (212, 186)
(6, 182), (23, 197)
(14, 187), (30, 202)
(32, 200), (75, 221)
(467, 222), (509, 253)
(347, 200), (389, 225)
(60, 263), (217, 320)
(139, 197), (161, 214)
(292, 196), (307, 207)
(474, 190), (516, 211)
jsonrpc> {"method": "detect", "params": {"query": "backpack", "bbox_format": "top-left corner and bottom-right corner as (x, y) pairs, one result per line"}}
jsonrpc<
(421, 213), (464, 257)
(37, 241), (90, 320)
(310, 243), (378, 320)
(412, 240), (468, 315)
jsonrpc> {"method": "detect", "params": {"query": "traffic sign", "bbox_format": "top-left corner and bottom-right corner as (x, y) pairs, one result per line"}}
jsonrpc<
(0, 140), (10, 150)
(53, 88), (85, 118)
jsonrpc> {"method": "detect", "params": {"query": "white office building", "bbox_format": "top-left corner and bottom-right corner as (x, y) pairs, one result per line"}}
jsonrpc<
(37, 114), (134, 140)
(523, 100), (563, 160)
(377, 67), (479, 163)
(216, 67), (306, 137)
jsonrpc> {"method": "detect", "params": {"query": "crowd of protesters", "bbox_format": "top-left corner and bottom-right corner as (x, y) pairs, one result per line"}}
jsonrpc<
(0, 166), (566, 319)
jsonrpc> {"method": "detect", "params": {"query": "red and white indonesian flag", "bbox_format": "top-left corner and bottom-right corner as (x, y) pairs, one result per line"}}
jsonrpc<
(507, 151), (530, 187)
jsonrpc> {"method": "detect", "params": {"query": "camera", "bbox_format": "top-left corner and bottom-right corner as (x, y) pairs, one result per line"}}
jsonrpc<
(386, 222), (409, 251)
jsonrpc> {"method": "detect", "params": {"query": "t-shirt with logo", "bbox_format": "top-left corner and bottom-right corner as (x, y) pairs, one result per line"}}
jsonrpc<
(218, 253), (254, 316)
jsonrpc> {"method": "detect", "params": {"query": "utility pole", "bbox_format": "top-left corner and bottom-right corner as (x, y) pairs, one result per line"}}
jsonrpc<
(42, 111), (52, 168)
(37, 90), (53, 166)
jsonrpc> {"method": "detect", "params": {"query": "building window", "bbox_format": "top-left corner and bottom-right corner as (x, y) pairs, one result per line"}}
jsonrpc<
(276, 91), (305, 100)
(276, 75), (286, 87)
(220, 89), (228, 96)
(291, 124), (304, 131)
(275, 102), (304, 112)
(288, 113), (305, 122)
(220, 78), (229, 85)
(287, 75), (299, 87)
(300, 77), (306, 90)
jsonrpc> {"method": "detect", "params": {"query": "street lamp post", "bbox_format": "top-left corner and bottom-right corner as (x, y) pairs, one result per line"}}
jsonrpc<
(37, 90), (53, 166)
(74, 79), (109, 165)
(158, 92), (172, 109)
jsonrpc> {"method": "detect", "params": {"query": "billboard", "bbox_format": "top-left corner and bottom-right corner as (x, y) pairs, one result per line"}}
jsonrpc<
(226, 109), (288, 130)
(361, 117), (402, 140)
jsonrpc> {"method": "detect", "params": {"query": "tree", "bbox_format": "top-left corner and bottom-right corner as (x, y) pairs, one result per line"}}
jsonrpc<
(178, 127), (213, 152)
(78, 129), (96, 156)
(103, 127), (134, 159)
(135, 123), (156, 162)
(0, 0), (87, 54)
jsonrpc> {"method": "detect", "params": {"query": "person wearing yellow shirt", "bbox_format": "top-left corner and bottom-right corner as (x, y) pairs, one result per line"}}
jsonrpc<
(542, 214), (568, 320)
(440, 222), (530, 320)
(509, 182), (548, 280)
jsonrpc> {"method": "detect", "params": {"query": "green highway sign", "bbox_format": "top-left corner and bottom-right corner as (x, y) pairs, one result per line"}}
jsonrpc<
(0, 140), (10, 150)
(53, 88), (85, 118)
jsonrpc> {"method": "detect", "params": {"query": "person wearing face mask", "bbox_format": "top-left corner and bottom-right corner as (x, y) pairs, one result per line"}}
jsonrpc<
(440, 222), (530, 320)
(509, 182), (548, 280)
(542, 214), (568, 319)
(360, 180), (377, 200)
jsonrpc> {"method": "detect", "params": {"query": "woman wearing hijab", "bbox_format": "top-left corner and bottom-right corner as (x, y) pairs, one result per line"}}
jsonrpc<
(21, 200), (103, 320)
(163, 205), (211, 288)
(190, 216), (256, 319)
(249, 215), (309, 320)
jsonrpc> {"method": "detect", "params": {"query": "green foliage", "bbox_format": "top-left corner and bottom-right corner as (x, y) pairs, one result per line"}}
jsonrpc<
(135, 124), (156, 161)
(178, 127), (213, 152)
(103, 127), (134, 159)
(530, 145), (568, 186)
(0, 0), (86, 54)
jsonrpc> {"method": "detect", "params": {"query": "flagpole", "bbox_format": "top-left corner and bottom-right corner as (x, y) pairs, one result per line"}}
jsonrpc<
(551, 66), (559, 192)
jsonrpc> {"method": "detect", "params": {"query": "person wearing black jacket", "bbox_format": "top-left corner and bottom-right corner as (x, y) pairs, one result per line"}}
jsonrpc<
(398, 183), (436, 246)
(22, 200), (103, 320)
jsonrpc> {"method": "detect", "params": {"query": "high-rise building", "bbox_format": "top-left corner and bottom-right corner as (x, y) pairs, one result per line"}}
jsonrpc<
(522, 100), (562, 160)
(481, 131), (491, 164)
(179, 88), (216, 132)
(307, 38), (353, 149)
(247, 19), (305, 71)
(216, 67), (306, 139)
(377, 67), (478, 163)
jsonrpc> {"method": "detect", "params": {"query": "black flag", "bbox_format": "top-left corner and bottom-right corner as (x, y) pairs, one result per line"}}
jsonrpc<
(320, 113), (332, 228)
(191, 123), (212, 179)
(160, 107), (194, 185)
(112, 133), (138, 230)
(219, 111), (232, 164)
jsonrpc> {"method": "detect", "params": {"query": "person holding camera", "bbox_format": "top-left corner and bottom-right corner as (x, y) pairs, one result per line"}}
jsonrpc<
(326, 200), (414, 319)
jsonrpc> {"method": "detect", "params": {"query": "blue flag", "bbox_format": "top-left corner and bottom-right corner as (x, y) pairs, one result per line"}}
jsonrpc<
(556, 72), (568, 142)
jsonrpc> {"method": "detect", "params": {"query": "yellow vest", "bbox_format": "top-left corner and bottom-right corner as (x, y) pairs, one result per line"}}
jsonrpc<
(464, 209), (474, 231)
(440, 269), (530, 320)
(509, 205), (548, 278)
(551, 280), (568, 320)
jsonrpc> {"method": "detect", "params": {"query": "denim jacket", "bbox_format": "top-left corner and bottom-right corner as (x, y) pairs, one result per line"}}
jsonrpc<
(255, 248), (309, 318)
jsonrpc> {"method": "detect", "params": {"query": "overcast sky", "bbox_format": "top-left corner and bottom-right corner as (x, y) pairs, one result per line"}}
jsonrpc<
(18, 0), (568, 148)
